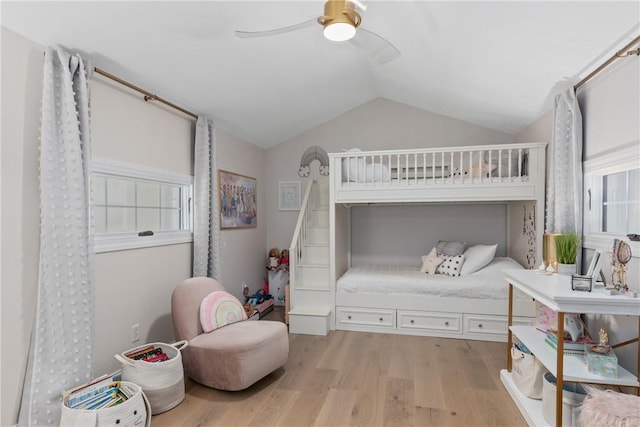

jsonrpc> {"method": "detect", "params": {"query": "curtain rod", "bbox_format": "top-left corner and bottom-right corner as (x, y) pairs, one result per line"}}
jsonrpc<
(574, 35), (640, 91)
(93, 67), (198, 120)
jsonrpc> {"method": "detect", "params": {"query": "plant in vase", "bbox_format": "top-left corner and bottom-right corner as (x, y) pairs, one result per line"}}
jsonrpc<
(555, 232), (581, 274)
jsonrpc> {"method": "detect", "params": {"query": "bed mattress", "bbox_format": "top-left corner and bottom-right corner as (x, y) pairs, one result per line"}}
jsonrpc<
(336, 257), (524, 299)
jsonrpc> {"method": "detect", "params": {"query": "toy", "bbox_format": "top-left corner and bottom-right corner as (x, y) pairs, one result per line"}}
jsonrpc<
(247, 289), (272, 306)
(564, 313), (584, 342)
(278, 249), (290, 271)
(451, 161), (497, 179)
(267, 248), (279, 270)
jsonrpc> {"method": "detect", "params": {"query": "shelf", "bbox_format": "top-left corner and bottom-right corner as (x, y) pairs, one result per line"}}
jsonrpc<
(500, 369), (549, 427)
(511, 326), (639, 387)
(503, 269), (640, 316)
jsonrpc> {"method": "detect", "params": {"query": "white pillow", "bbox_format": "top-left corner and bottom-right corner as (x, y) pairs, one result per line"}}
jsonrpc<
(436, 255), (465, 277)
(460, 244), (498, 275)
(341, 148), (364, 182)
(420, 247), (444, 275)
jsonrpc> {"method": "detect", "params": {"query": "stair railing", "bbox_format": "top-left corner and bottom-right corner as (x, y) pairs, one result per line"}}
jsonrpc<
(288, 180), (316, 295)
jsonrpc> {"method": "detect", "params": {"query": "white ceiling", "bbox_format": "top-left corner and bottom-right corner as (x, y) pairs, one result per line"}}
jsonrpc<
(2, 1), (639, 148)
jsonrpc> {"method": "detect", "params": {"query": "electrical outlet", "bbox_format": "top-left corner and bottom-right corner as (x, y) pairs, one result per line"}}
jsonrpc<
(131, 323), (140, 343)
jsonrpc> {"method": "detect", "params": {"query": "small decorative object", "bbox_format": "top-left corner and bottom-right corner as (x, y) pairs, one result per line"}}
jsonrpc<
(571, 274), (592, 291)
(542, 233), (561, 272)
(585, 333), (618, 378)
(555, 232), (581, 275)
(267, 248), (279, 270)
(563, 313), (584, 342)
(219, 169), (257, 229)
(278, 249), (290, 271)
(298, 145), (330, 177)
(611, 239), (631, 292)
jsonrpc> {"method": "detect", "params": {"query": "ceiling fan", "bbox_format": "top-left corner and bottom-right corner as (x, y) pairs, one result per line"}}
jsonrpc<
(235, 0), (401, 65)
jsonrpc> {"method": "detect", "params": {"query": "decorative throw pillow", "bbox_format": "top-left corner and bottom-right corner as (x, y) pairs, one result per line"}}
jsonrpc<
(436, 240), (467, 257)
(420, 247), (444, 275)
(436, 255), (465, 277)
(460, 244), (498, 275)
(199, 291), (247, 333)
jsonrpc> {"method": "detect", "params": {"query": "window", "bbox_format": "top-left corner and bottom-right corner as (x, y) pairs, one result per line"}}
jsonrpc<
(601, 168), (639, 234)
(583, 144), (639, 253)
(92, 158), (193, 253)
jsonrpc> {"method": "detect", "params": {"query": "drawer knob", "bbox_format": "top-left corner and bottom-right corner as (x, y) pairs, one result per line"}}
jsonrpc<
(478, 324), (483, 328)
(445, 321), (449, 326)
(410, 319), (415, 324)
(379, 317), (383, 322)
(347, 315), (352, 320)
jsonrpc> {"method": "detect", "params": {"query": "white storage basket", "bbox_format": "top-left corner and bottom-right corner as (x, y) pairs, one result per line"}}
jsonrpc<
(60, 381), (151, 427)
(511, 346), (547, 399)
(542, 372), (587, 427)
(115, 341), (187, 415)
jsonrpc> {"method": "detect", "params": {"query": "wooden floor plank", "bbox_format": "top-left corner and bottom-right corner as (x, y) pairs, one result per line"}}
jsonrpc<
(313, 388), (357, 427)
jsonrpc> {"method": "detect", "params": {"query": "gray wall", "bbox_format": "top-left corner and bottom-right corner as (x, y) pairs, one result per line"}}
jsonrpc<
(350, 204), (508, 267)
(515, 55), (639, 376)
(1, 27), (267, 426)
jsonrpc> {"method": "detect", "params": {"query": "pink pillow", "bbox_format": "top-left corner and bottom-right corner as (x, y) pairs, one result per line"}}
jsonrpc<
(199, 291), (247, 333)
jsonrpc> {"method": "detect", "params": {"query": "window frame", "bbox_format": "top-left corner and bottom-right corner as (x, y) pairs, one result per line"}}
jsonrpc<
(92, 157), (193, 253)
(583, 143), (639, 256)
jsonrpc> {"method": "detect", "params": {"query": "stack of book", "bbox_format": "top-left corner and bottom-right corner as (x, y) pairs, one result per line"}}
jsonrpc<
(544, 330), (595, 355)
(124, 344), (169, 363)
(63, 375), (135, 410)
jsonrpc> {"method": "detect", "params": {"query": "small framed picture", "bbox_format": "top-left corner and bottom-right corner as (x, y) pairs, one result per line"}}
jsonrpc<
(278, 181), (300, 211)
(219, 170), (257, 229)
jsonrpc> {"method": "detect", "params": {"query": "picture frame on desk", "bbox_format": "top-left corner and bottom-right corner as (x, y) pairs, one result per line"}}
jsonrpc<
(571, 249), (604, 292)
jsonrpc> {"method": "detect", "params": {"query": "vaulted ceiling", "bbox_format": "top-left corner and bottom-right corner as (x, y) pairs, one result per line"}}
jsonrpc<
(2, 1), (639, 148)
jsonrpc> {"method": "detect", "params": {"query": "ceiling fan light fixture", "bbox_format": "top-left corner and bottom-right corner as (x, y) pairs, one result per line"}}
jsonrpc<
(323, 22), (356, 41)
(318, 0), (361, 42)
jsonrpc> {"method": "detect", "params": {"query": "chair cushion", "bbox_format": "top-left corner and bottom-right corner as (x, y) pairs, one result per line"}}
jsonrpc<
(183, 320), (289, 391)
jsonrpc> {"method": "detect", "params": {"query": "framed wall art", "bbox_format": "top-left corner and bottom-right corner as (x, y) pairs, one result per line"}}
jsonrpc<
(278, 181), (301, 211)
(219, 169), (257, 229)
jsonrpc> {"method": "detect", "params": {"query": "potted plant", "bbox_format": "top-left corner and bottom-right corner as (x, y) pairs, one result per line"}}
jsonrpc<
(555, 232), (581, 274)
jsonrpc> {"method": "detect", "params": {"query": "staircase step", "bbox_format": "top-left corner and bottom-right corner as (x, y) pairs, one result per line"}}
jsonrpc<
(303, 244), (328, 264)
(311, 209), (329, 227)
(297, 264), (329, 287)
(289, 306), (331, 335)
(306, 226), (328, 245)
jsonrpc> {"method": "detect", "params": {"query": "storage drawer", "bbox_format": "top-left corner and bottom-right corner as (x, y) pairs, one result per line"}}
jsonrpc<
(464, 314), (533, 336)
(336, 307), (395, 329)
(397, 310), (462, 334)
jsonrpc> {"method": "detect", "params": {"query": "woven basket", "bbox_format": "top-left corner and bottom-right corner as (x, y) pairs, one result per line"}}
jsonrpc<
(115, 341), (187, 415)
(60, 381), (151, 427)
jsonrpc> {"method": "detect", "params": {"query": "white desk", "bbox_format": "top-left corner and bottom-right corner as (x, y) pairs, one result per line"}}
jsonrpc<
(501, 269), (639, 427)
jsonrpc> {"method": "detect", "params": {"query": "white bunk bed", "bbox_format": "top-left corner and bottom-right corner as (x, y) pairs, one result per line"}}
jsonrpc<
(328, 142), (547, 342)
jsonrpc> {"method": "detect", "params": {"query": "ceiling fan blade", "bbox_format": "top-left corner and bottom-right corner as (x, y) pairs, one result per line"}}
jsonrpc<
(351, 27), (401, 64)
(235, 18), (317, 39)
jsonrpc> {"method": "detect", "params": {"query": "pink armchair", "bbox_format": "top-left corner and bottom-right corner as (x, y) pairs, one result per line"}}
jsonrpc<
(171, 277), (289, 391)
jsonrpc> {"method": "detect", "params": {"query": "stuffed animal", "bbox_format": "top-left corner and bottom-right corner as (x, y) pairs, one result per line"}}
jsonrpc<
(267, 248), (279, 270)
(278, 249), (290, 271)
(564, 313), (584, 342)
(451, 161), (497, 179)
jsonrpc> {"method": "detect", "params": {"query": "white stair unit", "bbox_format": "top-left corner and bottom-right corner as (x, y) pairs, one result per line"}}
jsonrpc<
(288, 180), (332, 335)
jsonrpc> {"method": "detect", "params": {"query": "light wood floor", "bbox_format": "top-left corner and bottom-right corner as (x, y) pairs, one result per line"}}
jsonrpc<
(152, 308), (525, 427)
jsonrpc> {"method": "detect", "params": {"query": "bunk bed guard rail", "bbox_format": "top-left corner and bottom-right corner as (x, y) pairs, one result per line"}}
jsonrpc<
(329, 142), (547, 203)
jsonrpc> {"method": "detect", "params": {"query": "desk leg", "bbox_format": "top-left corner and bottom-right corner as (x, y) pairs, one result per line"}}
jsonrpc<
(556, 312), (565, 427)
(507, 283), (514, 372)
